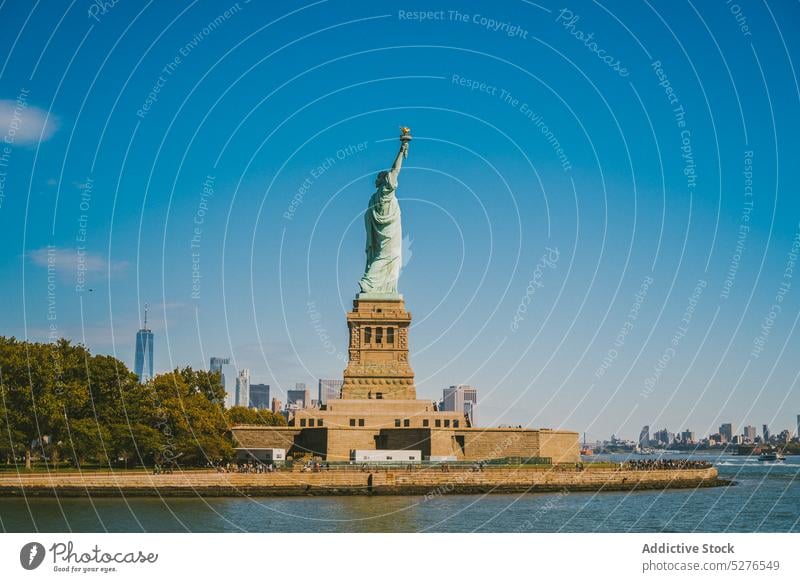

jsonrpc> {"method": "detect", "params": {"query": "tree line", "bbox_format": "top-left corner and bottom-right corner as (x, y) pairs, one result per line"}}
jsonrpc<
(0, 337), (285, 469)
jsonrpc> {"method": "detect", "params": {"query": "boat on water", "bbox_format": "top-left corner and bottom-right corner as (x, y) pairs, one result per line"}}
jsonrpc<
(758, 451), (786, 462)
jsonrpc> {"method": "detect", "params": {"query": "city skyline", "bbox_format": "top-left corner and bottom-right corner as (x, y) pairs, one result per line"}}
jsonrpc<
(623, 419), (799, 447)
(175, 336), (800, 440)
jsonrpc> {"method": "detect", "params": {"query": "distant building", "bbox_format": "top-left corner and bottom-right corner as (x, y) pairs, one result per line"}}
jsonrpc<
(680, 430), (695, 444)
(287, 383), (310, 409)
(719, 423), (733, 443)
(235, 369), (250, 408)
(210, 357), (234, 408)
(318, 379), (343, 405)
(639, 425), (650, 448)
(464, 401), (476, 427)
(271, 398), (282, 414)
(778, 429), (791, 444)
(441, 385), (478, 426)
(796, 415), (800, 439)
(763, 424), (771, 442)
(743, 425), (757, 442)
(652, 428), (672, 446)
(134, 304), (154, 382)
(249, 383), (270, 409)
(209, 357), (230, 376)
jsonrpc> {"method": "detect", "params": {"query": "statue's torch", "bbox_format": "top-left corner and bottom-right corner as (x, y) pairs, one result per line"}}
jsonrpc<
(399, 126), (412, 159)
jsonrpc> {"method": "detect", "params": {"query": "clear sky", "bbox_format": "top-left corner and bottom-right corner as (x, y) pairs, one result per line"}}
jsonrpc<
(1, 0), (799, 441)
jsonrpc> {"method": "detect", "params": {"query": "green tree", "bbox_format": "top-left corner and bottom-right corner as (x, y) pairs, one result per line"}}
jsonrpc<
(177, 366), (226, 404)
(0, 337), (66, 468)
(148, 370), (233, 466)
(0, 337), (236, 469)
(257, 409), (287, 426)
(62, 418), (110, 467)
(225, 406), (260, 424)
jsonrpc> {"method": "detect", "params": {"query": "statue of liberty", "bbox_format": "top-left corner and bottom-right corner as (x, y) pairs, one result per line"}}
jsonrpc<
(359, 128), (411, 295)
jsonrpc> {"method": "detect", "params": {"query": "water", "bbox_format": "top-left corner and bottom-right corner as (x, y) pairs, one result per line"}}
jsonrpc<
(1, 454), (798, 532)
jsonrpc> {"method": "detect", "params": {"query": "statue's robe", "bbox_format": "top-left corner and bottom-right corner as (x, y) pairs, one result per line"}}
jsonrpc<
(359, 170), (402, 294)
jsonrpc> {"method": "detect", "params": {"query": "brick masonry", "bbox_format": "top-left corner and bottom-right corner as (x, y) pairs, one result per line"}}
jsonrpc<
(231, 425), (581, 463)
(0, 466), (723, 497)
(233, 295), (582, 464)
(342, 297), (416, 399)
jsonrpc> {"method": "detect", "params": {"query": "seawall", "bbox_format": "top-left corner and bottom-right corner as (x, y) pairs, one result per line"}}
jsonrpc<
(0, 466), (725, 497)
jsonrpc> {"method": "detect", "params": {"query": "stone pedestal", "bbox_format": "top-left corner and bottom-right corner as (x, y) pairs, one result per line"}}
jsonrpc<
(341, 295), (416, 400)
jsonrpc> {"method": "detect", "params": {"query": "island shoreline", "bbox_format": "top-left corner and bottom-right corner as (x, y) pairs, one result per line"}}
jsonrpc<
(0, 466), (728, 497)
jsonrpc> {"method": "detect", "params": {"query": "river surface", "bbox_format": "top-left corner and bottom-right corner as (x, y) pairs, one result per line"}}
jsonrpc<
(1, 453), (798, 532)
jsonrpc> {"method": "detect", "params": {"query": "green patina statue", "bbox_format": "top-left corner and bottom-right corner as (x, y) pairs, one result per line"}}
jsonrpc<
(358, 128), (411, 295)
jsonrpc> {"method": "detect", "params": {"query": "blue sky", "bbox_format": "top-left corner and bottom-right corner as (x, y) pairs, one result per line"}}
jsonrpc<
(1, 0), (799, 441)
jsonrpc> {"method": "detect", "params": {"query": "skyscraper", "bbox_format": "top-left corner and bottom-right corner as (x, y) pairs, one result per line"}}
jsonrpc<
(209, 357), (229, 374)
(719, 423), (733, 443)
(210, 357), (233, 407)
(639, 425), (650, 448)
(743, 425), (757, 442)
(134, 304), (154, 382)
(287, 383), (310, 409)
(441, 385), (478, 426)
(652, 428), (672, 446)
(271, 398), (282, 414)
(235, 369), (250, 408)
(763, 424), (770, 442)
(796, 415), (799, 439)
(250, 383), (270, 409)
(318, 379), (343, 405)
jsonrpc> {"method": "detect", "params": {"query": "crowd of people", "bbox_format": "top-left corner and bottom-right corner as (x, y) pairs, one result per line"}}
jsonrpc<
(155, 457), (711, 475)
(622, 459), (712, 470)
(214, 462), (279, 473)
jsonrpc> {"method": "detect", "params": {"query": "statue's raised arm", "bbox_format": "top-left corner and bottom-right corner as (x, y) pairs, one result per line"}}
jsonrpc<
(389, 142), (406, 176)
(358, 127), (412, 296)
(390, 126), (411, 174)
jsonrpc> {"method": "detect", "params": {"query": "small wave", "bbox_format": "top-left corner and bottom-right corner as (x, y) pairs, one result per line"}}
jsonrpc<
(716, 461), (800, 470)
